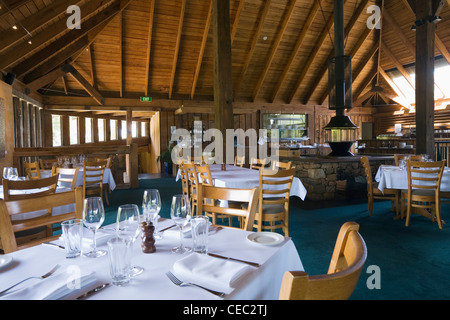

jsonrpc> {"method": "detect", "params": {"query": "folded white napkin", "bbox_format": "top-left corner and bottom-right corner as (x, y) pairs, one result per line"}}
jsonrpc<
(172, 253), (252, 293)
(1, 270), (97, 300)
(58, 229), (114, 250)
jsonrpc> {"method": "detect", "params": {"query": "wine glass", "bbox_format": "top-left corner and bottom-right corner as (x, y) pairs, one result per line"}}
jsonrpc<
(116, 204), (143, 276)
(2, 167), (11, 180)
(170, 194), (191, 254)
(83, 197), (107, 258)
(9, 168), (18, 180)
(142, 189), (162, 239)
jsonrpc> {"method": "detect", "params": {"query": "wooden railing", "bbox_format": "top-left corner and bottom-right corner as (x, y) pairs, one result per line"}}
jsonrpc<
(12, 143), (139, 188)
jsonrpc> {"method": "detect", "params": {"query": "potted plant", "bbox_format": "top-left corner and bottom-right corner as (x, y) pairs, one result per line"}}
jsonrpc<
(157, 144), (173, 175)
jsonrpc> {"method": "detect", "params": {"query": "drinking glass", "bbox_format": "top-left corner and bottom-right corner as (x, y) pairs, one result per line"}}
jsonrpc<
(9, 168), (18, 180)
(142, 189), (162, 239)
(116, 204), (143, 276)
(2, 167), (11, 180)
(170, 194), (191, 254)
(83, 197), (107, 258)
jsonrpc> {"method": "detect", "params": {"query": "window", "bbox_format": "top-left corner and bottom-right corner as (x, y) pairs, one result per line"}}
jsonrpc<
(98, 118), (105, 142)
(85, 117), (93, 143)
(132, 121), (138, 137)
(69, 116), (78, 145)
(141, 122), (147, 136)
(121, 120), (126, 139)
(52, 115), (62, 147)
(110, 119), (118, 140)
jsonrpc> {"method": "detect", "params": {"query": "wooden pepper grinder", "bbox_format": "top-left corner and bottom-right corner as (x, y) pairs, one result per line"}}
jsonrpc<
(141, 221), (156, 253)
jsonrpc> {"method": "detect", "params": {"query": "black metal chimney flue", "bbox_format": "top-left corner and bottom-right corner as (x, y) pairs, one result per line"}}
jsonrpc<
(323, 0), (358, 156)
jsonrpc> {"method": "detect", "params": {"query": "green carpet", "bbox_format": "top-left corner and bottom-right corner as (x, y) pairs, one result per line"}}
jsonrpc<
(104, 177), (450, 300)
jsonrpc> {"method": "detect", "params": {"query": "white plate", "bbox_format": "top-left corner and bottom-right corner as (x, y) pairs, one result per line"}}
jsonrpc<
(247, 232), (284, 246)
(0, 255), (13, 270)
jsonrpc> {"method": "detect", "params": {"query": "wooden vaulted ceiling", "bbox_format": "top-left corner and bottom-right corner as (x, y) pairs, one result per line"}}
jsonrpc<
(1, 0), (450, 114)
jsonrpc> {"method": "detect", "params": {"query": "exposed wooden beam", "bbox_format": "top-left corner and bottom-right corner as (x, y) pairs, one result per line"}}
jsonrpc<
(252, 0), (297, 101)
(379, 68), (411, 108)
(63, 65), (105, 105)
(88, 45), (96, 87)
(25, 65), (69, 92)
(12, 0), (125, 79)
(62, 76), (69, 95)
(168, 0), (186, 99)
(230, 0), (245, 44)
(383, 9), (415, 58)
(119, 11), (124, 97)
(0, 0), (82, 55)
(270, 0), (320, 102)
(144, 0), (155, 97)
(0, 0), (114, 71)
(190, 0), (212, 100)
(381, 41), (415, 88)
(234, 0), (272, 98)
(0, 0), (32, 19)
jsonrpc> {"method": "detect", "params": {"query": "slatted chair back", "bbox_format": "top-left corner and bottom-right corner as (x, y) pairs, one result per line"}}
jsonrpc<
(234, 155), (245, 167)
(2, 175), (59, 201)
(184, 163), (201, 215)
(279, 222), (367, 300)
(0, 187), (84, 253)
(394, 154), (422, 166)
(24, 161), (41, 180)
(39, 158), (56, 170)
(250, 157), (266, 170)
(272, 160), (292, 171)
(52, 167), (80, 190)
(195, 164), (213, 186)
(197, 184), (260, 231)
(82, 160), (107, 202)
(178, 162), (190, 198)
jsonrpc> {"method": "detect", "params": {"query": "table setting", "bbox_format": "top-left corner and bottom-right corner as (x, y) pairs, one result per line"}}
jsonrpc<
(0, 190), (303, 300)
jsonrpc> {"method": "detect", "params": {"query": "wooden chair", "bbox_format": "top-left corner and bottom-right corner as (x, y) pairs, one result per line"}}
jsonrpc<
(252, 168), (295, 236)
(83, 160), (108, 205)
(24, 161), (41, 180)
(279, 222), (367, 300)
(250, 157), (266, 170)
(401, 160), (445, 229)
(52, 167), (80, 190)
(197, 184), (260, 231)
(178, 162), (190, 198)
(2, 175), (59, 248)
(272, 160), (292, 171)
(196, 164), (213, 186)
(39, 158), (56, 170)
(360, 156), (400, 217)
(184, 163), (200, 215)
(234, 155), (245, 167)
(0, 187), (84, 253)
(394, 154), (422, 166)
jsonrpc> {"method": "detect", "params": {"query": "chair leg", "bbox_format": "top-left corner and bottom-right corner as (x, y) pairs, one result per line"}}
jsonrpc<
(435, 203), (443, 229)
(405, 199), (411, 227)
(368, 194), (374, 216)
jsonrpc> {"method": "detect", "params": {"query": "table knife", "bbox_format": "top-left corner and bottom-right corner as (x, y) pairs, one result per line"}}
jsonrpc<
(207, 253), (261, 268)
(76, 283), (110, 300)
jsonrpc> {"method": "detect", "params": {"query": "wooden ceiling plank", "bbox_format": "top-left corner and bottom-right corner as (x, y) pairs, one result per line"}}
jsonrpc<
(0, 0), (83, 55)
(64, 64), (104, 105)
(270, 0), (320, 102)
(168, 0), (186, 100)
(0, 0), (115, 71)
(0, 0), (33, 19)
(190, 0), (212, 100)
(12, 0), (126, 78)
(119, 11), (124, 97)
(233, 0), (272, 98)
(252, 0), (297, 101)
(381, 41), (415, 88)
(383, 9), (415, 58)
(144, 0), (155, 97)
(306, 0), (372, 105)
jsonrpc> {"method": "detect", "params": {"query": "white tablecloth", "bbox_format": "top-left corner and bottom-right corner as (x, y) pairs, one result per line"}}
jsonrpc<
(176, 164), (307, 200)
(0, 219), (303, 300)
(375, 165), (450, 193)
(41, 168), (116, 191)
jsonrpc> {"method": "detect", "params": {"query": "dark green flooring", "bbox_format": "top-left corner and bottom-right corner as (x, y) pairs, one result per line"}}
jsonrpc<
(105, 177), (450, 300)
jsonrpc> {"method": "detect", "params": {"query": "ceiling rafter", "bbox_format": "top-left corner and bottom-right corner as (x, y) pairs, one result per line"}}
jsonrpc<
(304, 0), (370, 105)
(190, 0), (212, 100)
(168, 0), (186, 100)
(87, 45), (96, 87)
(270, 0), (320, 102)
(252, 0), (297, 101)
(230, 0), (245, 44)
(0, 0), (83, 54)
(144, 0), (155, 97)
(0, 0), (114, 71)
(0, 0), (32, 19)
(233, 0), (272, 99)
(12, 0), (127, 79)
(381, 41), (414, 88)
(63, 64), (104, 105)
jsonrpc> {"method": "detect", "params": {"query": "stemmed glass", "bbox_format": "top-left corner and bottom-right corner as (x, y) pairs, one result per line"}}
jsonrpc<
(116, 204), (143, 276)
(142, 189), (162, 239)
(83, 197), (107, 258)
(170, 194), (191, 254)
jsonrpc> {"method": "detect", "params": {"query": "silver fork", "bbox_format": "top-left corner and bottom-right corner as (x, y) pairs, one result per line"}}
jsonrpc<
(0, 264), (61, 296)
(165, 271), (226, 298)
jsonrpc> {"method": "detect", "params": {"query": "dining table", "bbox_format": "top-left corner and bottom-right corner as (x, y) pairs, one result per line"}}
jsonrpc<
(175, 164), (307, 201)
(375, 164), (450, 193)
(0, 218), (303, 300)
(41, 167), (117, 191)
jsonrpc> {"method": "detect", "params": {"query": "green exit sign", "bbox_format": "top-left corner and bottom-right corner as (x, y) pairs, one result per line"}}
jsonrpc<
(140, 96), (152, 102)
